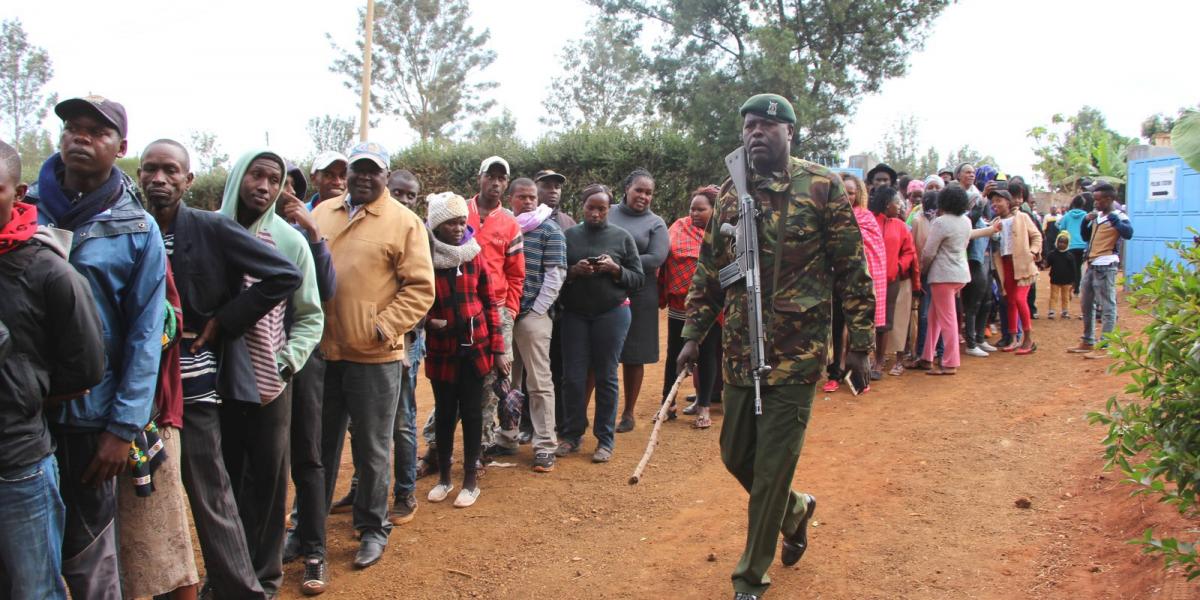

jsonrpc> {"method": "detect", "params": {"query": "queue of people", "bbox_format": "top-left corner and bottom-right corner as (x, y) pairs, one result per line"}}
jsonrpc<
(820, 160), (1134, 389)
(0, 92), (1134, 600)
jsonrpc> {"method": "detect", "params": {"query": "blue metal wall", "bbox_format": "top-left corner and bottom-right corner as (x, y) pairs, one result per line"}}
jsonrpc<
(1124, 155), (1199, 275)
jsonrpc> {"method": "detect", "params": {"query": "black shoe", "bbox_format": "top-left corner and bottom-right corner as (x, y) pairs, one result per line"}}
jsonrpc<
(353, 541), (385, 569)
(532, 451), (556, 473)
(282, 529), (301, 563)
(554, 440), (580, 457)
(734, 593), (760, 600)
(517, 430), (533, 445)
(329, 488), (355, 514)
(482, 444), (517, 462)
(301, 557), (328, 595)
(388, 493), (417, 525)
(781, 496), (817, 567)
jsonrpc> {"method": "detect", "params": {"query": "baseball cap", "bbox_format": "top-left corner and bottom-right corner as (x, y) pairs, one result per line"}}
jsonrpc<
(346, 141), (390, 171)
(479, 156), (510, 176)
(55, 95), (128, 139)
(310, 150), (348, 175)
(534, 169), (565, 183)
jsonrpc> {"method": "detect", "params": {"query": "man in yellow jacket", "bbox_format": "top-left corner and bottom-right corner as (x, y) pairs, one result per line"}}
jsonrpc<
(312, 141), (434, 569)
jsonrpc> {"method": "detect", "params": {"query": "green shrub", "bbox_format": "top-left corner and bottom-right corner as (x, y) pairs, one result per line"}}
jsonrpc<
(1088, 234), (1200, 580)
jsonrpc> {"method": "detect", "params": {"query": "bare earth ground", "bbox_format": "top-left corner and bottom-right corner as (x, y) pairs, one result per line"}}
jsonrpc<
(243, 279), (1195, 600)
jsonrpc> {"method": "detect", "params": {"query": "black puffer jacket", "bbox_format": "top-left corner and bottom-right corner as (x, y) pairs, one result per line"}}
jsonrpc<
(0, 234), (104, 470)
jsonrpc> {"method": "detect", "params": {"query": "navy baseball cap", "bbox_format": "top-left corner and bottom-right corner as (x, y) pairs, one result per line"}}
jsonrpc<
(55, 95), (128, 139)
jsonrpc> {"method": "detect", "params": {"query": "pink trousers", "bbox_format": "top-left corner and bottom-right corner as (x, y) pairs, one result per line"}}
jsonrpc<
(923, 282), (964, 368)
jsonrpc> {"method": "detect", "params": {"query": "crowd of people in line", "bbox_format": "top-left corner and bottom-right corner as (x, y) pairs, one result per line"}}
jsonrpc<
(0, 93), (1133, 600)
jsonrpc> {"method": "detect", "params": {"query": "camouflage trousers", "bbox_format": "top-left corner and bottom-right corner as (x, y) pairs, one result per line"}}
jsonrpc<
(480, 309), (515, 449)
(720, 382), (815, 597)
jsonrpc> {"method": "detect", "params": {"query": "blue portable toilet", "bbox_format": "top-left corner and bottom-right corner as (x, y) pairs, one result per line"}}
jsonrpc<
(1124, 153), (1199, 276)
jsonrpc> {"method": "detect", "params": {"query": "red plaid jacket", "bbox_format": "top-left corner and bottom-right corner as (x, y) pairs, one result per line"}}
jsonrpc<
(424, 255), (504, 382)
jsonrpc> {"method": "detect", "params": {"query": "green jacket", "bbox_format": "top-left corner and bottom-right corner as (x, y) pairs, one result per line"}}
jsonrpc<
(218, 149), (324, 376)
(682, 156), (875, 386)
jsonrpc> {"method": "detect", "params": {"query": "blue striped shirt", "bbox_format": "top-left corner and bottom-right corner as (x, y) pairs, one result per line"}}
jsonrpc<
(520, 219), (566, 314)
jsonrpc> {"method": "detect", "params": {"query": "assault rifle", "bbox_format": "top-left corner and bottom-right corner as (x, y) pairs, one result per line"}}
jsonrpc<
(718, 147), (772, 415)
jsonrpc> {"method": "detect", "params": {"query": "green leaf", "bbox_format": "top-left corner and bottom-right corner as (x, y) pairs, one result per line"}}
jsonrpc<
(1172, 111), (1200, 172)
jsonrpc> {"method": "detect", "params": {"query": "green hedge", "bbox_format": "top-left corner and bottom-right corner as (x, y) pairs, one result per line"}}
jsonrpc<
(181, 127), (728, 222)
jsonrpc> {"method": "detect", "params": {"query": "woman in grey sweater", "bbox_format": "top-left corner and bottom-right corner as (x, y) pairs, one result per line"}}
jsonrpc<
(605, 169), (668, 433)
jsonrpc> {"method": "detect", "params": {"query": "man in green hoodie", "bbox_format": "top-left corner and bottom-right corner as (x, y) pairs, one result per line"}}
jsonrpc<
(218, 150), (324, 597)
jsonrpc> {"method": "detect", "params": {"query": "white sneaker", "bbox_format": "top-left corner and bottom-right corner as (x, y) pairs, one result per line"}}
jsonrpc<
(978, 342), (998, 352)
(965, 346), (988, 358)
(453, 487), (480, 508)
(427, 483), (453, 503)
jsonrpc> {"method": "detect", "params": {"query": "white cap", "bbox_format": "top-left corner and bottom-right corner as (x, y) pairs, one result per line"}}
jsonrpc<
(478, 156), (510, 176)
(311, 151), (348, 175)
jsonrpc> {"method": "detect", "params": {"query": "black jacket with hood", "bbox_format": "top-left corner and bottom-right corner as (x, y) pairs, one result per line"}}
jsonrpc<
(0, 229), (104, 470)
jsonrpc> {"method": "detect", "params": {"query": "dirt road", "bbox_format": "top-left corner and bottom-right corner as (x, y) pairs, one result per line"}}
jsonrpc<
(269, 300), (1194, 599)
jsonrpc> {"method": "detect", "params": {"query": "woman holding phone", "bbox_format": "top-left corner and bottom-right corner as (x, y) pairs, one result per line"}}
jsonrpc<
(557, 185), (645, 463)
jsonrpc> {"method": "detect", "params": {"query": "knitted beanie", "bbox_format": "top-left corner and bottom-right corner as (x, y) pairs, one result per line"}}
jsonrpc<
(426, 192), (468, 230)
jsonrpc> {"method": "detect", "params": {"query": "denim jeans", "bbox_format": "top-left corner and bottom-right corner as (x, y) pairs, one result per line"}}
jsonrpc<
(1081, 263), (1119, 346)
(0, 454), (66, 600)
(393, 338), (421, 499)
(560, 305), (631, 451)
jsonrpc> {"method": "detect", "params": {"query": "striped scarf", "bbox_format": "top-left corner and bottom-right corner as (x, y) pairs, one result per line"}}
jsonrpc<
(244, 229), (288, 404)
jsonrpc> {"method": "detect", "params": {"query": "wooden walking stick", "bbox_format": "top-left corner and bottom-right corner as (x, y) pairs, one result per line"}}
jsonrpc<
(629, 370), (689, 485)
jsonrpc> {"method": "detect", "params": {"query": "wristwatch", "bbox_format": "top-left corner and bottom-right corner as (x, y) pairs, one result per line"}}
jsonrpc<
(278, 364), (294, 383)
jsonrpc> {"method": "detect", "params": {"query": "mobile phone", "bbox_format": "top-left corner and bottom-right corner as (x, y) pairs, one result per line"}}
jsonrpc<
(993, 180), (1009, 191)
(586, 256), (602, 264)
(842, 370), (861, 396)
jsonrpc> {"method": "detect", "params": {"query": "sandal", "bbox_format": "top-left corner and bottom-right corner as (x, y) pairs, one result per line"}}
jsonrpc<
(1015, 343), (1038, 356)
(821, 379), (839, 393)
(692, 414), (712, 429)
(925, 367), (957, 376)
(907, 359), (933, 371)
(888, 363), (905, 377)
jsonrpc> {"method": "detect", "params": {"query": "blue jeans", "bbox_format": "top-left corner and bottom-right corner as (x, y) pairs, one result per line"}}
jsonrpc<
(560, 305), (631, 451)
(914, 276), (944, 359)
(1081, 263), (1118, 346)
(392, 335), (422, 499)
(0, 454), (66, 599)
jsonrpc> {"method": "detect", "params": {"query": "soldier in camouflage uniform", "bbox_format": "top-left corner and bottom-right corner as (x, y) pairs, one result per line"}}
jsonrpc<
(678, 94), (875, 600)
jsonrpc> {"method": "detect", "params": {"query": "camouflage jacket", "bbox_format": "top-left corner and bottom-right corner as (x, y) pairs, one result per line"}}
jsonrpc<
(681, 156), (875, 386)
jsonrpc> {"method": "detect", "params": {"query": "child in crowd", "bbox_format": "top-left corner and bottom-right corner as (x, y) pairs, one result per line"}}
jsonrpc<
(1045, 231), (1078, 319)
(423, 193), (504, 509)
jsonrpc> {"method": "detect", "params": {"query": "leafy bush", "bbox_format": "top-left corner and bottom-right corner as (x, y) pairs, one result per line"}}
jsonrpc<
(1088, 234), (1200, 580)
(392, 126), (716, 223)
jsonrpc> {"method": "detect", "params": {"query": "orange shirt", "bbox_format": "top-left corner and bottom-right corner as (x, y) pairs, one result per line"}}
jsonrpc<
(467, 196), (525, 315)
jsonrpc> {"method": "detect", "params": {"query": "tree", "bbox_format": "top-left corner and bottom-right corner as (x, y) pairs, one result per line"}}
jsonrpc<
(943, 145), (998, 172)
(16, 129), (54, 183)
(0, 19), (56, 144)
(877, 116), (921, 175)
(470, 108), (518, 142)
(329, 0), (497, 141)
(1141, 104), (1198, 141)
(189, 131), (228, 173)
(1028, 106), (1134, 192)
(307, 115), (357, 155)
(589, 0), (950, 166)
(541, 16), (651, 131)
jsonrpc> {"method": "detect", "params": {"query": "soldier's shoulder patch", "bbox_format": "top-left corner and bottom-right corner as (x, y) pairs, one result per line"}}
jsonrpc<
(794, 158), (838, 179)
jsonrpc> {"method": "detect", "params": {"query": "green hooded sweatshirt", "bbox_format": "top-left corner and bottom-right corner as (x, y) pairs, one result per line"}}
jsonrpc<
(219, 149), (323, 378)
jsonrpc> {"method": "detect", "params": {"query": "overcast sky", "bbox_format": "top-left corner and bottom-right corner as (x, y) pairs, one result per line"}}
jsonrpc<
(6, 0), (1197, 183)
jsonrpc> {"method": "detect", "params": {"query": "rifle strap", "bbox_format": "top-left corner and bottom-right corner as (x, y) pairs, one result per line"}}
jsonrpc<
(772, 190), (788, 300)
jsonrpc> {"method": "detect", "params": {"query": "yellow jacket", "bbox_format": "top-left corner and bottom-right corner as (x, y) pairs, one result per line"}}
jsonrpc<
(312, 192), (435, 363)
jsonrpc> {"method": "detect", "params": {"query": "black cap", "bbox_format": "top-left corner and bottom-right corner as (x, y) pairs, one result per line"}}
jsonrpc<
(55, 95), (128, 139)
(866, 163), (898, 184)
(534, 169), (566, 184)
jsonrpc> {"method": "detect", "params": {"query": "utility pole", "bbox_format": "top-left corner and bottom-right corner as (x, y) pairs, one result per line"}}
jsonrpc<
(359, 0), (375, 142)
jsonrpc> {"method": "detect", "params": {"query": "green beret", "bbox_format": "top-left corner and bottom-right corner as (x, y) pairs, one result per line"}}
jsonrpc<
(739, 93), (796, 124)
